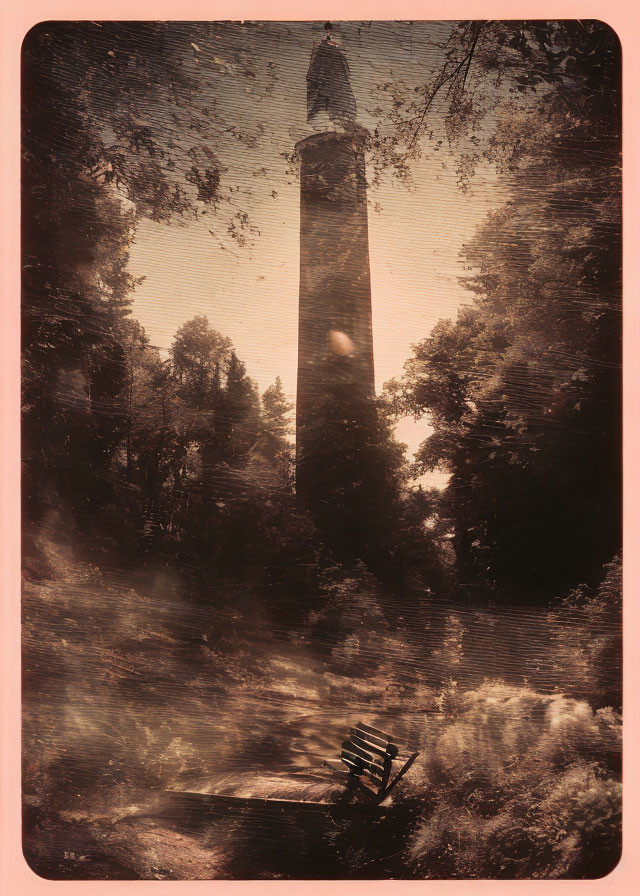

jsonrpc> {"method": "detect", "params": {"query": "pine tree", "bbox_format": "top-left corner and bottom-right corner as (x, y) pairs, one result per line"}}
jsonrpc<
(260, 377), (293, 460)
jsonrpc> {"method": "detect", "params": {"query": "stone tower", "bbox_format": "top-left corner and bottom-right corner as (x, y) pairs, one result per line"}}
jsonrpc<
(296, 26), (375, 494)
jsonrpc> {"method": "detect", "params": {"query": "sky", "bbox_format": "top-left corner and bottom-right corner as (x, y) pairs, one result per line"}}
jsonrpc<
(126, 22), (509, 475)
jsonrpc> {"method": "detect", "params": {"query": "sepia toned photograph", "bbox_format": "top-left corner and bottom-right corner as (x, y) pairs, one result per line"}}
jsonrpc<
(21, 19), (622, 879)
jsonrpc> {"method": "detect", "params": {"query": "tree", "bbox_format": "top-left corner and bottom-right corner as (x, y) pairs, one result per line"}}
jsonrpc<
(219, 353), (261, 462)
(171, 315), (233, 409)
(21, 52), (134, 513)
(371, 21), (620, 187)
(259, 377), (293, 461)
(124, 326), (183, 525)
(169, 316), (260, 483)
(21, 22), (267, 520)
(389, 21), (621, 598)
(163, 316), (263, 562)
(298, 359), (408, 574)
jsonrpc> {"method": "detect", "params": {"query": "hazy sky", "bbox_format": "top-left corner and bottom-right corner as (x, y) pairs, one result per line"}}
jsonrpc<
(127, 22), (508, 471)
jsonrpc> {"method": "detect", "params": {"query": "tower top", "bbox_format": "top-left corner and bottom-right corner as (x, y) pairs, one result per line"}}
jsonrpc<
(306, 25), (356, 126)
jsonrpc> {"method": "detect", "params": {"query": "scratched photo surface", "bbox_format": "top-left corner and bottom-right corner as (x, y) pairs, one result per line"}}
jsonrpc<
(21, 21), (621, 879)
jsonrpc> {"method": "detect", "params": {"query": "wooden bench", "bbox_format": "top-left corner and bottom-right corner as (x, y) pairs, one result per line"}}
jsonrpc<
(325, 721), (419, 804)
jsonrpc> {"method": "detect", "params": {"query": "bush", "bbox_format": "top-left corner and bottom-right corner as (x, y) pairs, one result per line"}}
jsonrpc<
(549, 555), (622, 711)
(405, 682), (621, 878)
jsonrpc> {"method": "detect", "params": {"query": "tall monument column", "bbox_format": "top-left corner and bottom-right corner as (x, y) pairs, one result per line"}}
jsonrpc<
(296, 25), (375, 496)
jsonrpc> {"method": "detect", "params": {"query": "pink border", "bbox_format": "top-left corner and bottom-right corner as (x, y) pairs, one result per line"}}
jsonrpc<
(2, 2), (639, 891)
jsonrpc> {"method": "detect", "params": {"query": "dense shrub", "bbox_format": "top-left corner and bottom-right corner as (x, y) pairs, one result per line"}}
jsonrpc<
(549, 555), (622, 711)
(405, 682), (621, 878)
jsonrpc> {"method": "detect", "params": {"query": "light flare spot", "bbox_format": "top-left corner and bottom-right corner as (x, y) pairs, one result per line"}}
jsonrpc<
(328, 329), (356, 356)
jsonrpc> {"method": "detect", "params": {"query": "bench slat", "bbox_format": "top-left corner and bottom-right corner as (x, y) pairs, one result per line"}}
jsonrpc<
(353, 726), (399, 759)
(323, 759), (349, 772)
(341, 748), (365, 768)
(357, 721), (394, 743)
(342, 740), (385, 769)
(364, 764), (386, 781)
(342, 740), (373, 764)
(341, 751), (385, 782)
(352, 727), (388, 750)
(341, 756), (378, 778)
(350, 733), (390, 760)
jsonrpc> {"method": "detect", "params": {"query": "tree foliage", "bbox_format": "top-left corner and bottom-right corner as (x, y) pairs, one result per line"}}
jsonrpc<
(260, 377), (293, 460)
(372, 21), (620, 186)
(297, 363), (441, 589)
(21, 22), (269, 520)
(389, 21), (621, 598)
(22, 23), (221, 516)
